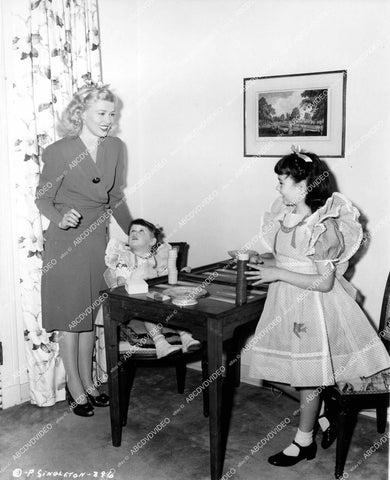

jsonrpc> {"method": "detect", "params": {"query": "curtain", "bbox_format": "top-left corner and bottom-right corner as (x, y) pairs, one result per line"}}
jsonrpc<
(10, 0), (103, 406)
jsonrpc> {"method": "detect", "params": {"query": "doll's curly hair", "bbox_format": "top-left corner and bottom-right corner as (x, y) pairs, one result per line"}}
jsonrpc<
(58, 84), (116, 137)
(129, 219), (164, 254)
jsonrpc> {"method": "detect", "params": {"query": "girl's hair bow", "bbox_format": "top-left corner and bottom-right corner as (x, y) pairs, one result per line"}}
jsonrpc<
(291, 144), (312, 163)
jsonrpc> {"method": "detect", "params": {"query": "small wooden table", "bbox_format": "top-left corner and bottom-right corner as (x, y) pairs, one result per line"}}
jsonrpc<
(102, 260), (267, 480)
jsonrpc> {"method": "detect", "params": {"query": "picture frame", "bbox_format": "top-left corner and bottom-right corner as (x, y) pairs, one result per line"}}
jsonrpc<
(243, 70), (347, 157)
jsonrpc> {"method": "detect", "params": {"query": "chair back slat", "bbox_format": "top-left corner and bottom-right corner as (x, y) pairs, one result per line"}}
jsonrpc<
(169, 242), (189, 271)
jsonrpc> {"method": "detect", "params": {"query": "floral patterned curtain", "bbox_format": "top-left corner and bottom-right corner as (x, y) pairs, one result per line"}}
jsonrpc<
(10, 0), (103, 406)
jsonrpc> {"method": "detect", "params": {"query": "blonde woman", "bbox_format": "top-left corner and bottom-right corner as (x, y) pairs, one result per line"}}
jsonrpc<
(36, 84), (132, 416)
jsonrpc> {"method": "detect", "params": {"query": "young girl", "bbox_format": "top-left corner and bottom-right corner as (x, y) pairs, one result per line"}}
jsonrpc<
(246, 146), (390, 467)
(104, 218), (201, 358)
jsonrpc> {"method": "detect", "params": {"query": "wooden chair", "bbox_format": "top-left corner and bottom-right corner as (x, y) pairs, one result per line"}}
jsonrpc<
(324, 272), (390, 479)
(118, 242), (209, 426)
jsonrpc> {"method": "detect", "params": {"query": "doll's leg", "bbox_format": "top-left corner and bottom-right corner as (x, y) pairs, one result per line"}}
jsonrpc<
(59, 331), (88, 404)
(178, 330), (201, 353)
(144, 321), (181, 358)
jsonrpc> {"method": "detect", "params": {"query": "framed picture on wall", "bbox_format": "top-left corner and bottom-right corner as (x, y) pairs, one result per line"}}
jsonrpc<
(243, 70), (347, 157)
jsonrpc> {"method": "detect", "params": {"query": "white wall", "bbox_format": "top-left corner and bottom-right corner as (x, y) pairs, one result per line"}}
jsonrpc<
(99, 0), (390, 331)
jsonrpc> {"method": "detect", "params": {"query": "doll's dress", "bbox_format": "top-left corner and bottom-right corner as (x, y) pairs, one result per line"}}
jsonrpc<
(104, 240), (181, 351)
(104, 239), (171, 285)
(249, 192), (390, 387)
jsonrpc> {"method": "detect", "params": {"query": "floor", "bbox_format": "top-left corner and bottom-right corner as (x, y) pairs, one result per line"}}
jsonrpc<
(0, 368), (388, 480)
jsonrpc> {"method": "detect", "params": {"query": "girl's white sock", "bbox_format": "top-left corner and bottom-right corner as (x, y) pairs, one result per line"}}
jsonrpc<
(283, 428), (313, 456)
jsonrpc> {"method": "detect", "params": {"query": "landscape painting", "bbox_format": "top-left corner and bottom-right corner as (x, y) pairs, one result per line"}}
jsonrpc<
(244, 70), (346, 157)
(257, 88), (328, 137)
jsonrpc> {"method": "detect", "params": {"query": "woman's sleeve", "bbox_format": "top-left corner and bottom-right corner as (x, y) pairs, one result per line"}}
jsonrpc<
(35, 144), (66, 226)
(311, 218), (345, 267)
(108, 139), (132, 235)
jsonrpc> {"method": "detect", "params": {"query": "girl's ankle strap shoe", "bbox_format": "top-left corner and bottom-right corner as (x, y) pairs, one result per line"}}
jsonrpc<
(268, 441), (317, 467)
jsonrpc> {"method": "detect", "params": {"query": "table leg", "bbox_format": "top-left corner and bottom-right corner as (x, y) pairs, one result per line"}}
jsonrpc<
(207, 318), (224, 480)
(102, 299), (122, 447)
(226, 338), (241, 388)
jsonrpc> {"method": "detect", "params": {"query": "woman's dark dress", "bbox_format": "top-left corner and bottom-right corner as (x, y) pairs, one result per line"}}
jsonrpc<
(36, 136), (132, 332)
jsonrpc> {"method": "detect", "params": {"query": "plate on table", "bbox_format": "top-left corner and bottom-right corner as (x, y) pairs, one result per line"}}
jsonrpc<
(228, 249), (259, 259)
(163, 286), (208, 306)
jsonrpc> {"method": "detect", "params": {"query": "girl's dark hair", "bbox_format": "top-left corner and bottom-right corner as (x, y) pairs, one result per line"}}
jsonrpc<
(274, 152), (332, 213)
(129, 218), (164, 253)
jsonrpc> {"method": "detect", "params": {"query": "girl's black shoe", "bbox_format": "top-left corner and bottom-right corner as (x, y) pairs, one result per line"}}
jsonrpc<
(87, 392), (110, 407)
(65, 385), (94, 417)
(268, 441), (317, 467)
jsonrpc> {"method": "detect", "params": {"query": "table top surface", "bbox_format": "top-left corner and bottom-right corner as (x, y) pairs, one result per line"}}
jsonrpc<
(104, 259), (268, 318)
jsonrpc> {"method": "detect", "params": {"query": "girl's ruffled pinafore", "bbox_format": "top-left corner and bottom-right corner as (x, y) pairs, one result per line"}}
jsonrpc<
(249, 193), (390, 387)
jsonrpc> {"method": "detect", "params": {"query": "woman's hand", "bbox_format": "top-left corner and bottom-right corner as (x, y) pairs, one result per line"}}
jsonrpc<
(58, 208), (81, 229)
(245, 264), (281, 285)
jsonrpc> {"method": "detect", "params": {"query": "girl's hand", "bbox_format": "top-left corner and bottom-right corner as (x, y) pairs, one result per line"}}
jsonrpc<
(58, 208), (81, 229)
(245, 264), (280, 285)
(249, 253), (275, 267)
(249, 255), (263, 265)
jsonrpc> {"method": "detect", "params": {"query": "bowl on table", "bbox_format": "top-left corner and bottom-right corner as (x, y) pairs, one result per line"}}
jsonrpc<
(163, 286), (208, 306)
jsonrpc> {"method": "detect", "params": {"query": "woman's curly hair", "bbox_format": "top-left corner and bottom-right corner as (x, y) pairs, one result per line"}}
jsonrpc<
(274, 151), (332, 213)
(58, 84), (116, 137)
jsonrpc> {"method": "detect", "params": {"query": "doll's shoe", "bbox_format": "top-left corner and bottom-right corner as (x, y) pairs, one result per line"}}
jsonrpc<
(268, 441), (317, 467)
(65, 385), (94, 417)
(180, 333), (201, 353)
(87, 392), (110, 407)
(155, 339), (182, 359)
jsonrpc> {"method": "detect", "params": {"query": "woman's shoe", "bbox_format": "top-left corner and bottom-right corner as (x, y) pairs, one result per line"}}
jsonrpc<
(65, 385), (94, 417)
(87, 392), (110, 407)
(268, 441), (317, 467)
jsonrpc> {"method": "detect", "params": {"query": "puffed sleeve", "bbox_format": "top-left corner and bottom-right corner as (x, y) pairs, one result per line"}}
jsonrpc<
(105, 238), (134, 268)
(104, 238), (134, 285)
(108, 139), (132, 235)
(260, 196), (290, 252)
(306, 192), (363, 266)
(105, 238), (122, 269)
(35, 144), (66, 226)
(311, 218), (345, 267)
